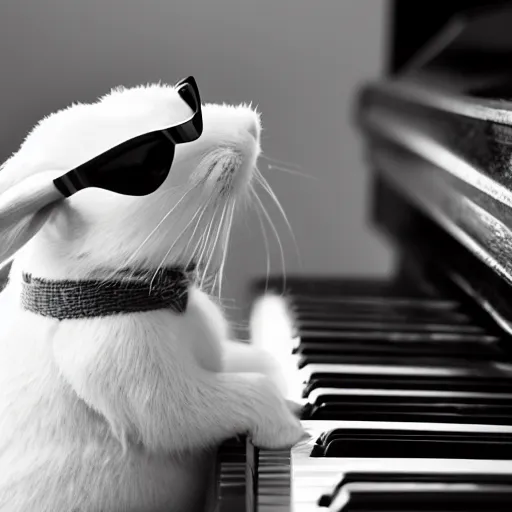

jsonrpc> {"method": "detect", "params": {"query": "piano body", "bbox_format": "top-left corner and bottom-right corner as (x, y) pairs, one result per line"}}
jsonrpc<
(216, 2), (512, 511)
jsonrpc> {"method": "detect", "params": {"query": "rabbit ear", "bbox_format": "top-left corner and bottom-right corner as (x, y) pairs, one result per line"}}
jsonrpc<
(0, 153), (39, 196)
(0, 171), (63, 266)
(0, 203), (57, 266)
(0, 203), (56, 289)
(0, 155), (23, 195)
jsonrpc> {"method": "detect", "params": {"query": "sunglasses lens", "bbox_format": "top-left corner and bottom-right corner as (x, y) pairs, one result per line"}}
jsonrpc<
(55, 137), (175, 197)
(97, 139), (175, 196)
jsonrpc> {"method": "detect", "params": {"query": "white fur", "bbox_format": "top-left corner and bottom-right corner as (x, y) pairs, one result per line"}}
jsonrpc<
(0, 81), (304, 512)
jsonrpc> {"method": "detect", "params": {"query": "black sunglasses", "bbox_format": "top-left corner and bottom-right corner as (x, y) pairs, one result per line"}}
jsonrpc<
(53, 76), (203, 198)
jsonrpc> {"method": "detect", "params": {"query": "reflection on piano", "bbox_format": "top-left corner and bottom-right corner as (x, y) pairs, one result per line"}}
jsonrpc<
(215, 2), (512, 510)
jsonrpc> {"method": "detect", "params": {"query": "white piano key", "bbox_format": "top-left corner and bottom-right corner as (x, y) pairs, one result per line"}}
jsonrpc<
(300, 362), (512, 380)
(301, 419), (512, 434)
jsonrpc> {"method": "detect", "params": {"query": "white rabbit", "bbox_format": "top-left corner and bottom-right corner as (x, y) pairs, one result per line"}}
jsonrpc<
(0, 80), (305, 512)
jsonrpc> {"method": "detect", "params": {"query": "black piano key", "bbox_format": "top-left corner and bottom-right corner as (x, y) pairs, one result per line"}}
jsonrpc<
(292, 295), (480, 322)
(302, 398), (512, 425)
(291, 300), (477, 328)
(255, 277), (440, 299)
(318, 473), (512, 508)
(317, 428), (512, 445)
(291, 295), (460, 309)
(340, 472), (512, 485)
(308, 388), (512, 406)
(331, 482), (512, 511)
(291, 305), (470, 329)
(283, 278), (437, 295)
(296, 319), (484, 333)
(296, 341), (498, 359)
(296, 329), (498, 343)
(295, 302), (471, 315)
(297, 354), (507, 369)
(293, 307), (473, 327)
(311, 429), (512, 458)
(303, 374), (512, 396)
(292, 305), (467, 323)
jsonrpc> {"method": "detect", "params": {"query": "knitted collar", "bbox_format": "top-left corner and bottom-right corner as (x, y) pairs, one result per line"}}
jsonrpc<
(20, 265), (196, 320)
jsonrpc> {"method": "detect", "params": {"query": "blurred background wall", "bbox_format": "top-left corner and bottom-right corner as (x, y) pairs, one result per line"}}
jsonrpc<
(0, 0), (394, 333)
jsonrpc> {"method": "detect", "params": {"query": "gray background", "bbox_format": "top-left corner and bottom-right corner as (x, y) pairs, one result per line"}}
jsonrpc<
(0, 0), (394, 332)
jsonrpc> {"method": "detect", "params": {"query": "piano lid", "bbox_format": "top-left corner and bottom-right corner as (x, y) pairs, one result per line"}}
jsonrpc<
(357, 2), (512, 337)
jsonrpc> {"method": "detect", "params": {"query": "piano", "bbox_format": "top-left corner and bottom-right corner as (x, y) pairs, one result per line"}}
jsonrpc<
(215, 2), (512, 511)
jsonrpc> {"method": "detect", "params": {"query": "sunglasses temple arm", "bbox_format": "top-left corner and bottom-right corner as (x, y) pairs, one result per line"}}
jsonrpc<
(0, 172), (65, 265)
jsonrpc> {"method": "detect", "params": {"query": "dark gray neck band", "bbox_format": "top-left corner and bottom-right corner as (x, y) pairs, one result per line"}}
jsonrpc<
(20, 266), (194, 320)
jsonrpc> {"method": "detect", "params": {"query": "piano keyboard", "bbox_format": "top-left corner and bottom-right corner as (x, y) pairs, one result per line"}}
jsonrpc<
(216, 277), (512, 511)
